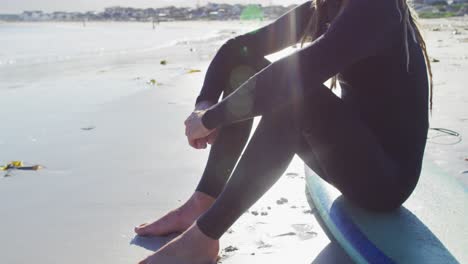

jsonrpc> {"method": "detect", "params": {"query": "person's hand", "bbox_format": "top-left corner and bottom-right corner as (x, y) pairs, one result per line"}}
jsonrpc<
(184, 110), (215, 149)
(185, 101), (218, 149)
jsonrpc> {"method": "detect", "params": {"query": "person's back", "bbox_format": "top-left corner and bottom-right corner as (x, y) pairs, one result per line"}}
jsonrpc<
(337, 13), (429, 183)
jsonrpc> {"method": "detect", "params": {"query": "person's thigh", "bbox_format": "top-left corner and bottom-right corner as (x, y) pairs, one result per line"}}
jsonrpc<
(296, 84), (414, 211)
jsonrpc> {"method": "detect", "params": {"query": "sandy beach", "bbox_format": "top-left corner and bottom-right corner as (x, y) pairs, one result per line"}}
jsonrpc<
(0, 17), (466, 263)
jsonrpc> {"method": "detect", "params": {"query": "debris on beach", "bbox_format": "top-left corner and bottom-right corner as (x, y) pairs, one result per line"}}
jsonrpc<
(256, 240), (272, 249)
(160, 60), (167, 65)
(286, 172), (299, 178)
(303, 209), (314, 214)
(461, 170), (468, 174)
(431, 58), (440, 63)
(251, 211), (259, 216)
(261, 211), (268, 216)
(224, 246), (238, 253)
(464, 157), (468, 161)
(292, 224), (318, 240)
(276, 197), (288, 205)
(147, 79), (158, 86)
(274, 232), (296, 237)
(187, 69), (201, 74)
(81, 126), (95, 131)
(1, 161), (43, 177)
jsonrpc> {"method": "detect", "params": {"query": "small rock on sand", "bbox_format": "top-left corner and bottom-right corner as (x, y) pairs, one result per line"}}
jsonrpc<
(286, 172), (299, 177)
(276, 197), (288, 205)
(257, 240), (273, 249)
(81, 126), (96, 131)
(224, 246), (238, 253)
(274, 232), (296, 237)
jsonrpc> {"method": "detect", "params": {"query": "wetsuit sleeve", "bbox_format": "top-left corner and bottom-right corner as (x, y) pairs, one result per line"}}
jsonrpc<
(195, 1), (314, 105)
(202, 0), (402, 129)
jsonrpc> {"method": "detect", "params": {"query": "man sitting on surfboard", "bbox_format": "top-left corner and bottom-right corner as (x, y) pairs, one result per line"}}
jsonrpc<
(136, 0), (432, 263)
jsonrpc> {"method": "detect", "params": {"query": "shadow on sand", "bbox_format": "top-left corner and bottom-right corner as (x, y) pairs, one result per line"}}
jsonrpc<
(130, 233), (178, 252)
(311, 242), (353, 264)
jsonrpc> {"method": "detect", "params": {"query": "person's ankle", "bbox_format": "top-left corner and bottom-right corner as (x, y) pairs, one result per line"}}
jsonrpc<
(190, 191), (215, 210)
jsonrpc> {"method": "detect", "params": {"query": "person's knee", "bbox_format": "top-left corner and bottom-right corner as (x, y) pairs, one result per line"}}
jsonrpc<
(223, 58), (271, 97)
(259, 107), (304, 150)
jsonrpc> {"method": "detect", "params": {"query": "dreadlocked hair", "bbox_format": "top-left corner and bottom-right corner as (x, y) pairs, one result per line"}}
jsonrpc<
(300, 0), (433, 111)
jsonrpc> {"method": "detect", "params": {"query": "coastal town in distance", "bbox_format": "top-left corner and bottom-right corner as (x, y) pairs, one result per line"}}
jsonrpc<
(0, 3), (293, 22)
(0, 1), (467, 22)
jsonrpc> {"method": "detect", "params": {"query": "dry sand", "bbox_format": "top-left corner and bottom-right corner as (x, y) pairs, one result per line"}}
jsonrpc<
(419, 17), (468, 186)
(0, 17), (466, 263)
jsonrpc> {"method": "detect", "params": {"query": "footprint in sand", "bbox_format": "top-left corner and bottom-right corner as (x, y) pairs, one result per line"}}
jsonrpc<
(291, 224), (318, 240)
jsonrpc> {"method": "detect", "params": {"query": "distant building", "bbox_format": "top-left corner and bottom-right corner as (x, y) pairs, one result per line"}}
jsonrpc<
(4, 2), (466, 23)
(0, 14), (20, 21)
(20, 11), (44, 21)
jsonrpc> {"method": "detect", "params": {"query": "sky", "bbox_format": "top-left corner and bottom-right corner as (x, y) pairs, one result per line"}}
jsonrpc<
(0, 0), (305, 14)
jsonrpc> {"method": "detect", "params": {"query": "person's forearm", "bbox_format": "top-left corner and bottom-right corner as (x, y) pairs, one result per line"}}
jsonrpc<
(195, 38), (258, 106)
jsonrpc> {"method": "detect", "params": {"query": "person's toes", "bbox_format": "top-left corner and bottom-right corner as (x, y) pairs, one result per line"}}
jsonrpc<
(135, 219), (176, 236)
(134, 223), (152, 236)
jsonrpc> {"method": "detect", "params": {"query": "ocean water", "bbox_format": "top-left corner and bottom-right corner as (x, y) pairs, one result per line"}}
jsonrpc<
(0, 21), (239, 67)
(0, 21), (264, 102)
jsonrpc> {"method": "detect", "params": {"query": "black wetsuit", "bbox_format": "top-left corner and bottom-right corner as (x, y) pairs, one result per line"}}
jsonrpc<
(194, 0), (429, 239)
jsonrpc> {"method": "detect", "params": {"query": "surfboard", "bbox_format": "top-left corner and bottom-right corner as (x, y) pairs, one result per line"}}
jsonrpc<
(305, 159), (468, 264)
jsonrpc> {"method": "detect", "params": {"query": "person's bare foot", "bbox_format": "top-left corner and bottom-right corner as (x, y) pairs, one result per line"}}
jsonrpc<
(135, 192), (215, 236)
(138, 223), (219, 264)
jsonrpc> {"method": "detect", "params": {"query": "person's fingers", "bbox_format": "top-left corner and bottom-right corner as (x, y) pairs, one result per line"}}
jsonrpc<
(200, 141), (207, 149)
(189, 137), (209, 150)
(188, 138), (198, 149)
(196, 138), (207, 149)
